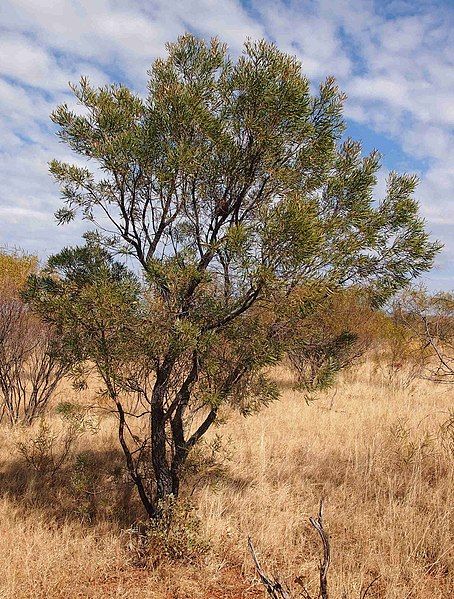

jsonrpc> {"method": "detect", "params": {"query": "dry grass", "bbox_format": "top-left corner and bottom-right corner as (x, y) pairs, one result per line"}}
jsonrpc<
(0, 362), (452, 598)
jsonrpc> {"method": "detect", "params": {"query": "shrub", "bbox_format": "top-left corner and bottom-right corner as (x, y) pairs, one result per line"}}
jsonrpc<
(285, 288), (382, 392)
(0, 250), (68, 425)
(0, 297), (68, 425)
(125, 497), (209, 567)
(15, 404), (99, 479)
(0, 248), (37, 292)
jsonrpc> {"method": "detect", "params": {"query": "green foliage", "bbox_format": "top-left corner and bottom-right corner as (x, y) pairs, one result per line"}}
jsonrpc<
(56, 401), (100, 435)
(16, 415), (84, 479)
(49, 35), (438, 307)
(145, 497), (209, 564)
(126, 497), (209, 566)
(29, 34), (440, 516)
(292, 330), (358, 392)
(389, 418), (435, 467)
(26, 242), (143, 392)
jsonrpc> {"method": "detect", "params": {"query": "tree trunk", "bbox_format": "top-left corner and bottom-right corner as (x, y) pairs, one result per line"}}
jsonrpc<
(151, 359), (174, 508)
(151, 400), (173, 504)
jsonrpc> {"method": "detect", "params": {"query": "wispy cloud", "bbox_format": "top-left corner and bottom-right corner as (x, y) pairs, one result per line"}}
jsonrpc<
(0, 0), (452, 287)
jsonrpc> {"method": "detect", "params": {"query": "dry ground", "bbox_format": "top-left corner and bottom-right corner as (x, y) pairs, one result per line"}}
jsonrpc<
(0, 363), (452, 598)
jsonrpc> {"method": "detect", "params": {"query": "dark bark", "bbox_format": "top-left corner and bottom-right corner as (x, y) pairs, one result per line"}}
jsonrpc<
(151, 357), (174, 505)
(116, 400), (157, 519)
(169, 352), (199, 496)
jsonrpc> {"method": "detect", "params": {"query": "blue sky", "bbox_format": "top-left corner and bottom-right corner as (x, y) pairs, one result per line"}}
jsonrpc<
(0, 0), (453, 289)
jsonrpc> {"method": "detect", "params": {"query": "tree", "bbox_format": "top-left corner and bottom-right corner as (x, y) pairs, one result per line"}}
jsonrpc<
(283, 287), (382, 392)
(392, 288), (454, 384)
(0, 250), (68, 425)
(30, 35), (439, 518)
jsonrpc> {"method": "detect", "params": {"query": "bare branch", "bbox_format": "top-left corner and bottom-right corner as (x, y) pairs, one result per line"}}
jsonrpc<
(309, 499), (330, 599)
(248, 537), (292, 599)
(360, 576), (380, 599)
(248, 500), (332, 599)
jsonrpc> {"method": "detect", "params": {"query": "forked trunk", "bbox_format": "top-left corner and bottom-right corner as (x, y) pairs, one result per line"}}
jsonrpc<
(151, 400), (173, 504)
(150, 359), (175, 509)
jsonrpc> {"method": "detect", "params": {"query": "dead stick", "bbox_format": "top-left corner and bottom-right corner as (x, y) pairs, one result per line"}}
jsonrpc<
(309, 499), (330, 599)
(248, 537), (292, 599)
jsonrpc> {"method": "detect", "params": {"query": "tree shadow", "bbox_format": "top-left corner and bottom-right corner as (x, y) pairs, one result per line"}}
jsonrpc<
(0, 447), (146, 527)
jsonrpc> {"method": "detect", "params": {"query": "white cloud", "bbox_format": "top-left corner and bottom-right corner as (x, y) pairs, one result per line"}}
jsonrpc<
(0, 0), (452, 287)
(172, 0), (264, 48)
(251, 0), (353, 79)
(0, 32), (69, 90)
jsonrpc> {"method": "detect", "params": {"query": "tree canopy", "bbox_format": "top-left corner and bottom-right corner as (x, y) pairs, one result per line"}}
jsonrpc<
(29, 35), (440, 517)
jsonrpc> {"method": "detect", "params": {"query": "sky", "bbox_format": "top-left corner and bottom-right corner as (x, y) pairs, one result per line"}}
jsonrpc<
(0, 0), (453, 289)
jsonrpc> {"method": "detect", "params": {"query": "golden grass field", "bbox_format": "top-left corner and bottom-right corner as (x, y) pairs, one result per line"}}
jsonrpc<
(0, 362), (452, 598)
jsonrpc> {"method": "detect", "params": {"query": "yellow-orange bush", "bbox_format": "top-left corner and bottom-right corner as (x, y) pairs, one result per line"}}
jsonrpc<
(0, 249), (38, 294)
